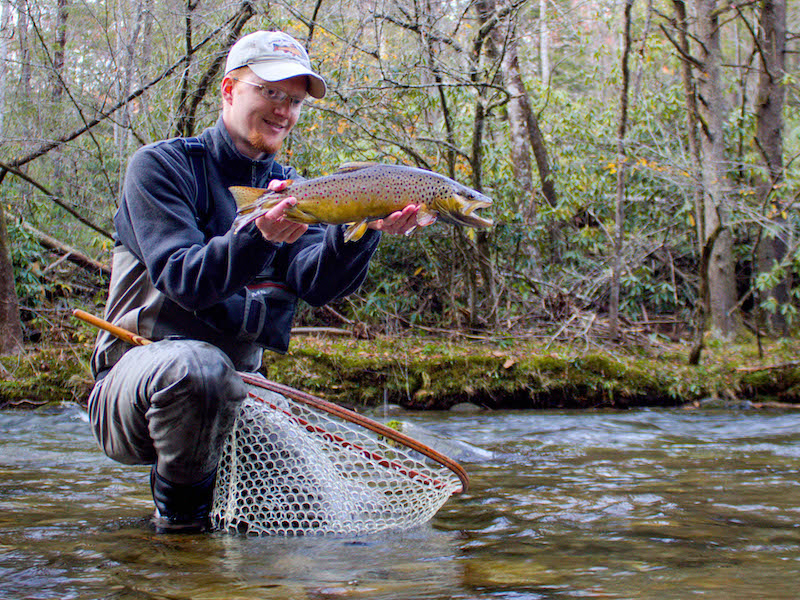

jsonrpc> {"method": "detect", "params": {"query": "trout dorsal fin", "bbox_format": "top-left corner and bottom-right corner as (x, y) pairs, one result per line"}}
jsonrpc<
(336, 162), (380, 173)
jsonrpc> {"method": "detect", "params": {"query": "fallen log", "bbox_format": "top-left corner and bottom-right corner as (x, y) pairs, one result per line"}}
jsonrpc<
(291, 327), (352, 337)
(22, 222), (110, 277)
(736, 361), (800, 373)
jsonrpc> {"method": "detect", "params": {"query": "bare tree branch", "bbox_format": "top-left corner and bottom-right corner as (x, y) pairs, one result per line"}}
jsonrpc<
(0, 160), (112, 239)
(2, 20), (230, 173)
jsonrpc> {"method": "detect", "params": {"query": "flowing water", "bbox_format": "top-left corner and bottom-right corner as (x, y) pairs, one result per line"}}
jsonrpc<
(1, 403), (799, 599)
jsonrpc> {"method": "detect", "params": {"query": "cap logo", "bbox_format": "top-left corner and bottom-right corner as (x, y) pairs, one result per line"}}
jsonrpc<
(272, 42), (304, 59)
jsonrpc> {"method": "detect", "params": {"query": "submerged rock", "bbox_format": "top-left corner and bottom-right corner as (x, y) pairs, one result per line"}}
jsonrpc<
(449, 402), (484, 413)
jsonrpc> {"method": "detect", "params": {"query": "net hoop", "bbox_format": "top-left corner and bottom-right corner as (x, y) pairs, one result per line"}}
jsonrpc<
(212, 379), (467, 535)
(238, 373), (469, 493)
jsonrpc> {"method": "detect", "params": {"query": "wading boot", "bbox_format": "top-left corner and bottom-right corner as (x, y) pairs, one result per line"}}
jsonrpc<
(150, 466), (216, 533)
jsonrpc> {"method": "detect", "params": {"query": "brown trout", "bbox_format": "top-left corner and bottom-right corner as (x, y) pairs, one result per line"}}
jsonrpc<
(230, 162), (493, 242)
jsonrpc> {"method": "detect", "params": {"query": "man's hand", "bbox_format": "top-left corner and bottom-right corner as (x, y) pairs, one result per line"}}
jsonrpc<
(254, 179), (308, 244)
(369, 204), (432, 235)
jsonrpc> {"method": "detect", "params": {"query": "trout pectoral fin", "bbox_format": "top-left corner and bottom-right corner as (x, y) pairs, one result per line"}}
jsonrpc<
(280, 205), (319, 225)
(416, 206), (438, 227)
(343, 220), (369, 242)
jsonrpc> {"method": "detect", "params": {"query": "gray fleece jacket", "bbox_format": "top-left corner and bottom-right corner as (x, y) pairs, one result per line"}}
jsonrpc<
(91, 117), (380, 376)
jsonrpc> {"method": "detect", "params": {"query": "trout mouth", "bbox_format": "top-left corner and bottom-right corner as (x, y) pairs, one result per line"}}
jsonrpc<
(435, 192), (493, 229)
(463, 193), (493, 212)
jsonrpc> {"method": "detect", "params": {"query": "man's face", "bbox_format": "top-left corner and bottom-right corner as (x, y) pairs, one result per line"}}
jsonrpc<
(222, 70), (307, 159)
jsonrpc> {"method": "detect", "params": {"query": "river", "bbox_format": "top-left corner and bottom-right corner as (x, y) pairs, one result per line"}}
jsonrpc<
(1, 403), (799, 599)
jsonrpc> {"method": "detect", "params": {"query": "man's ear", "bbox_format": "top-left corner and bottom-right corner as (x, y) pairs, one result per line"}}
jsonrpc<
(221, 75), (235, 106)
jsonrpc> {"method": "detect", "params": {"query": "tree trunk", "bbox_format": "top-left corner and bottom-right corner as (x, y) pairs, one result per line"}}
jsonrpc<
(488, 4), (557, 274)
(419, 0), (457, 179)
(0, 0), (11, 138)
(539, 0), (550, 82)
(696, 0), (738, 336)
(501, 34), (545, 280)
(669, 0), (712, 361)
(50, 0), (69, 199)
(174, 0), (199, 137)
(610, 0), (634, 340)
(52, 0), (68, 103)
(503, 49), (534, 217)
(16, 0), (31, 106)
(671, 0), (704, 255)
(22, 221), (111, 276)
(174, 1), (253, 137)
(754, 0), (788, 336)
(466, 0), (499, 329)
(114, 0), (144, 186)
(689, 224), (723, 364)
(0, 203), (23, 355)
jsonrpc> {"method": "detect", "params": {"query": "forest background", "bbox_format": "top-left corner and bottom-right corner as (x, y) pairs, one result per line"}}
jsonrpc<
(0, 0), (798, 397)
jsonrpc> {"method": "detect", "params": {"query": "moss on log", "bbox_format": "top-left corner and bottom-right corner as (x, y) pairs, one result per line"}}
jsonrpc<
(2, 333), (799, 411)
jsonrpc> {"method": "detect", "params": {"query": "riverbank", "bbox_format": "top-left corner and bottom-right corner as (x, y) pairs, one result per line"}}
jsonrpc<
(1, 325), (798, 410)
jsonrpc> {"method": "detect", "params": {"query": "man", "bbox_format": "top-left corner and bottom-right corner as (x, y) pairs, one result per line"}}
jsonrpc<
(87, 30), (422, 533)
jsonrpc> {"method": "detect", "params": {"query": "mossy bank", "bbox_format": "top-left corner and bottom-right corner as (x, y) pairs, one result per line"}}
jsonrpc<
(3, 330), (799, 411)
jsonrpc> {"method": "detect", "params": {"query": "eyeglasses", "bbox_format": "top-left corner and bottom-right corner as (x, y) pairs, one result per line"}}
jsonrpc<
(231, 78), (305, 109)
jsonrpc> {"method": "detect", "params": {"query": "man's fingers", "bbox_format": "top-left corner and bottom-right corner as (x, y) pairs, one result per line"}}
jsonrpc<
(254, 197), (308, 242)
(371, 204), (429, 235)
(267, 179), (293, 192)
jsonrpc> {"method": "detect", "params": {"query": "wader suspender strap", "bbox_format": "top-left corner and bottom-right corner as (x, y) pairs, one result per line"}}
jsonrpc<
(183, 137), (209, 225)
(181, 136), (291, 226)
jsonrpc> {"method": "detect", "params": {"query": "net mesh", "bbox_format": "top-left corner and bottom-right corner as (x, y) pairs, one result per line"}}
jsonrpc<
(210, 382), (464, 536)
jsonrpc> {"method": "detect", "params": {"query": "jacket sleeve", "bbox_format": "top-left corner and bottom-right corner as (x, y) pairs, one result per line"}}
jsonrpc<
(263, 223), (381, 307)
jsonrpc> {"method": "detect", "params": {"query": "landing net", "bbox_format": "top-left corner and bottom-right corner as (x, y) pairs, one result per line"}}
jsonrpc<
(210, 377), (467, 536)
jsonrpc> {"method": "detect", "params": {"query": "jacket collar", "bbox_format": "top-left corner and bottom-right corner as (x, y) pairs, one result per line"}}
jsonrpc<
(200, 116), (278, 188)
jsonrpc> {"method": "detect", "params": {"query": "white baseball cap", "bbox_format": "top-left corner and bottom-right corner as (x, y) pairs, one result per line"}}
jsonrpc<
(225, 31), (327, 99)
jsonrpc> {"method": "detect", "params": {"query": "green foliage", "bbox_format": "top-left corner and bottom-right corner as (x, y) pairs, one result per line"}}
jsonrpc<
(6, 218), (52, 306)
(2, 0), (797, 337)
(755, 244), (800, 326)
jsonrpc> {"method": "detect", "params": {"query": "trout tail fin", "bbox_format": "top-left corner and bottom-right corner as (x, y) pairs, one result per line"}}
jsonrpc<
(230, 186), (283, 233)
(230, 186), (275, 211)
